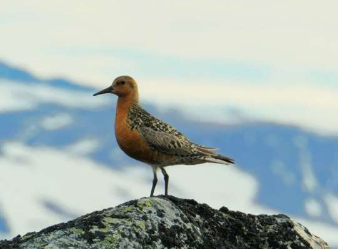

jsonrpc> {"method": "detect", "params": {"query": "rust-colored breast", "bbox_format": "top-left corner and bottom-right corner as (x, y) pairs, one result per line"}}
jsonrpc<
(115, 119), (154, 164)
(114, 99), (154, 164)
(114, 98), (177, 166)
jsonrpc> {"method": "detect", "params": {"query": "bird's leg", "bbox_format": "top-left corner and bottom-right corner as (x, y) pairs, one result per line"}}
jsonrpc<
(150, 167), (158, 197)
(160, 167), (169, 196)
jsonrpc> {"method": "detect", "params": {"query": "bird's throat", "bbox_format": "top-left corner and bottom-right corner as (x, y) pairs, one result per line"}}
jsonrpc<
(116, 94), (138, 114)
(115, 94), (139, 130)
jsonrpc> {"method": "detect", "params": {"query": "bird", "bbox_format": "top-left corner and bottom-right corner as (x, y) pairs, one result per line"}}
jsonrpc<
(93, 76), (234, 197)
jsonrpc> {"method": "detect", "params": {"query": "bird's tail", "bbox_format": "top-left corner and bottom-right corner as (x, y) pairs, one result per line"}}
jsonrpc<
(205, 154), (235, 165)
(195, 145), (235, 165)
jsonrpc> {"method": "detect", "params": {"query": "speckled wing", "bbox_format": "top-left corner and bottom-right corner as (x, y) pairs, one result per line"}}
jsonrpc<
(139, 126), (234, 165)
(131, 106), (234, 165)
(139, 126), (194, 156)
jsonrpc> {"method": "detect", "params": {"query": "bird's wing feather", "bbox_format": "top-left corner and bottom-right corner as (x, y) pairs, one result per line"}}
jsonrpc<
(139, 126), (235, 164)
(134, 107), (234, 164)
(139, 126), (194, 155)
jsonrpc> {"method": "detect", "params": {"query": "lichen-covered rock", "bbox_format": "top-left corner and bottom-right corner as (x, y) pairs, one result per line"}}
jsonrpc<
(0, 196), (330, 249)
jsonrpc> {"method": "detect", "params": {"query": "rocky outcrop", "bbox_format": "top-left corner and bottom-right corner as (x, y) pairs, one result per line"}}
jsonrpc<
(0, 196), (330, 249)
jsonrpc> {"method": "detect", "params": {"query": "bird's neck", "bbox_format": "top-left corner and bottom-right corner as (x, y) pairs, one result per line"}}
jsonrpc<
(116, 93), (139, 121)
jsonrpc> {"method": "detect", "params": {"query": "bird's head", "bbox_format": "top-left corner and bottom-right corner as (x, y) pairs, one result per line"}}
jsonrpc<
(93, 76), (138, 98)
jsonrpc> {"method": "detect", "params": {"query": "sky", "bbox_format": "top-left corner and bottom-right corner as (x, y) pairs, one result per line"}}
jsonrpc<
(1, 0), (338, 134)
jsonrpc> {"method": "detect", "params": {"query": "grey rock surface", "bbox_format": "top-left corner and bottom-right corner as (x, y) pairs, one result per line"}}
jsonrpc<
(0, 196), (330, 249)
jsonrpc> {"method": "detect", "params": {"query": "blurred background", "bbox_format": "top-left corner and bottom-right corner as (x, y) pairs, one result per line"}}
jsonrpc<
(1, 0), (338, 247)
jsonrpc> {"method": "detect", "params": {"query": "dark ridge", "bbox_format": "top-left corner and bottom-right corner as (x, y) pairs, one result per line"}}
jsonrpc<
(0, 61), (39, 83)
(0, 60), (94, 92)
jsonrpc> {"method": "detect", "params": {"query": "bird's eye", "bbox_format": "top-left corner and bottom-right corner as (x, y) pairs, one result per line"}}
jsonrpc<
(120, 81), (126, 85)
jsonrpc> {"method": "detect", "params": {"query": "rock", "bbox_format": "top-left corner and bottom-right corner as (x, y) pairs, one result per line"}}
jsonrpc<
(0, 196), (330, 249)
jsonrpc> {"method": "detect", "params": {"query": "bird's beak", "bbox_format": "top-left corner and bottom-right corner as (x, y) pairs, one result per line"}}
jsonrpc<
(93, 86), (114, 96)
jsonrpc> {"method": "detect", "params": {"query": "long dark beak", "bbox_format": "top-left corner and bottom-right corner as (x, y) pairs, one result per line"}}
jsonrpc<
(93, 86), (113, 96)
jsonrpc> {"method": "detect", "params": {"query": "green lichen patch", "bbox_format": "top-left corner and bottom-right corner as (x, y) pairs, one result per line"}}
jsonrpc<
(134, 221), (146, 230)
(136, 199), (154, 211)
(122, 205), (135, 213)
(103, 217), (116, 224)
(69, 227), (85, 236)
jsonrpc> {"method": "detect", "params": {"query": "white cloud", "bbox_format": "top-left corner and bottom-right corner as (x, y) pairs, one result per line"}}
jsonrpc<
(1, 0), (338, 83)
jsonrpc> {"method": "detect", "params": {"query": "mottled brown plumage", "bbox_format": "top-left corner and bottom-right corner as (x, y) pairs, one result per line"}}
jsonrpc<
(93, 76), (234, 196)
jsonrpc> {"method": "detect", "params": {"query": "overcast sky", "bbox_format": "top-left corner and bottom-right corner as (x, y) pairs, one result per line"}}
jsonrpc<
(1, 0), (338, 134)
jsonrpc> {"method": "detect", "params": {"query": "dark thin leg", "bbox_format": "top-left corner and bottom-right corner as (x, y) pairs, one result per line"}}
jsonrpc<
(150, 168), (158, 197)
(161, 168), (169, 196)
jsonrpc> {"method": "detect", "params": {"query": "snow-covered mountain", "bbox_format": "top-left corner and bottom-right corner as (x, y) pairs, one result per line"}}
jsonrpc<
(0, 61), (337, 247)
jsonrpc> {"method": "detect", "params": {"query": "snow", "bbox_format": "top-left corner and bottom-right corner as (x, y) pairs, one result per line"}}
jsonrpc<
(40, 113), (73, 130)
(140, 81), (338, 136)
(167, 164), (275, 215)
(0, 81), (108, 112)
(0, 142), (269, 239)
(304, 198), (322, 217)
(294, 135), (319, 193)
(65, 139), (100, 155)
(324, 193), (338, 224)
(0, 142), (148, 238)
(270, 160), (296, 186)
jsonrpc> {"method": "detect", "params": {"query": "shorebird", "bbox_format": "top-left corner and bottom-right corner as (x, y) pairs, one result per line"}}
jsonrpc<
(93, 76), (234, 197)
